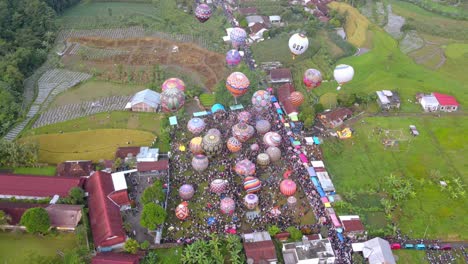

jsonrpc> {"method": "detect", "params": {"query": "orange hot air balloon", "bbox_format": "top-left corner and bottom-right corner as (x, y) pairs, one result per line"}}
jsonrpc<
(289, 91), (304, 107)
(226, 72), (250, 102)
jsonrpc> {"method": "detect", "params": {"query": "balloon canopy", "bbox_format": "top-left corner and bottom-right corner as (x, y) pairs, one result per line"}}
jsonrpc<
(179, 184), (195, 200)
(187, 118), (206, 135)
(263, 132), (282, 147)
(175, 202), (189, 220)
(251, 90), (271, 112)
(244, 194), (259, 210)
(229, 27), (247, 48)
(226, 49), (242, 67)
(303, 69), (322, 90)
(162, 78), (185, 92)
(227, 137), (242, 153)
(189, 137), (204, 154)
(195, 4), (212, 23)
(226, 72), (250, 98)
(287, 196), (297, 206)
(256, 153), (270, 167)
(210, 179), (228, 194)
(243, 176), (262, 193)
(232, 122), (255, 143)
(266, 146), (281, 162)
(191, 154), (209, 172)
(237, 111), (252, 123)
(289, 33), (309, 57)
(207, 128), (221, 138)
(211, 104), (226, 113)
(220, 197), (236, 215)
(202, 133), (223, 156)
(334, 64), (354, 90)
(250, 143), (259, 152)
(235, 159), (256, 177)
(161, 87), (185, 112)
(255, 119), (271, 135)
(289, 91), (305, 107)
(280, 179), (297, 196)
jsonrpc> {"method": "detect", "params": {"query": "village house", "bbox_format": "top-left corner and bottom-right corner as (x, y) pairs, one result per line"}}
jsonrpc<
(418, 93), (439, 112)
(0, 174), (83, 200)
(269, 15), (281, 25)
(136, 147), (159, 162)
(57, 160), (93, 177)
(137, 159), (169, 174)
(282, 236), (335, 264)
(115, 146), (141, 160)
(238, 7), (258, 16)
(91, 252), (141, 264)
(269, 68), (293, 84)
(432, 92), (459, 112)
(317, 108), (353, 129)
(375, 90), (401, 110)
(245, 15), (270, 27)
(243, 231), (278, 264)
(127, 89), (161, 112)
(249, 22), (269, 42)
(0, 202), (82, 231)
(362, 237), (396, 264)
(86, 171), (129, 251)
(339, 215), (366, 240)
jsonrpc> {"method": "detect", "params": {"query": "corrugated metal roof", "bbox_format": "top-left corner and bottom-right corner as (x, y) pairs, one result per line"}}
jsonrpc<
(131, 89), (160, 108)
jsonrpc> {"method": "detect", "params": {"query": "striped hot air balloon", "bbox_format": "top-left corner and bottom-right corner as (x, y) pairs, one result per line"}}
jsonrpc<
(243, 176), (262, 193)
(280, 179), (297, 196)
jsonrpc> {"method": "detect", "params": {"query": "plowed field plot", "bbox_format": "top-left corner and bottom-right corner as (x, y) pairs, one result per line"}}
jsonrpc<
(62, 37), (226, 91)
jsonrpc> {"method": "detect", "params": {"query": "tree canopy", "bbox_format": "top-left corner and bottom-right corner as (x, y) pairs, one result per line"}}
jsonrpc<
(124, 238), (139, 254)
(20, 207), (50, 234)
(140, 203), (166, 230)
(141, 180), (165, 205)
(0, 140), (38, 167)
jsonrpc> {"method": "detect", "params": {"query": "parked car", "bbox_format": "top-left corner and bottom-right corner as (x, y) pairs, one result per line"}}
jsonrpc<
(441, 244), (452, 250)
(391, 243), (401, 250)
(416, 244), (426, 250)
(428, 244), (440, 250)
(404, 244), (414, 249)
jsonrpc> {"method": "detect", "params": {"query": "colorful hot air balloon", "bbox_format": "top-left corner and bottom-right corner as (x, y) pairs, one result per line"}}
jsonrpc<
(244, 194), (259, 210)
(250, 143), (259, 152)
(266, 146), (281, 162)
(226, 72), (250, 101)
(303, 69), (322, 90)
(235, 159), (256, 177)
(256, 153), (270, 167)
(220, 197), (236, 215)
(175, 202), (190, 220)
(191, 154), (209, 172)
(243, 176), (262, 193)
(202, 133), (223, 156)
(287, 196), (297, 207)
(187, 118), (206, 135)
(289, 91), (305, 107)
(280, 179), (297, 196)
(210, 179), (228, 194)
(161, 87), (185, 112)
(251, 90), (271, 112)
(207, 128), (221, 138)
(237, 111), (251, 123)
(226, 49), (242, 67)
(333, 64), (354, 90)
(162, 78), (185, 92)
(195, 4), (212, 23)
(255, 119), (271, 135)
(232, 122), (255, 143)
(227, 137), (242, 153)
(288, 33), (309, 59)
(189, 137), (204, 154)
(179, 184), (195, 200)
(263, 132), (282, 147)
(230, 27), (247, 49)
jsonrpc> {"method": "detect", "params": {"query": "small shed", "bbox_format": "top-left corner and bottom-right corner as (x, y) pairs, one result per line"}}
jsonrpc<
(130, 89), (161, 112)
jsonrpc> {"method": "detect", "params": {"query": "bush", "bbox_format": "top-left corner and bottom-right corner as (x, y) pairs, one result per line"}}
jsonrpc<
(267, 225), (281, 236)
(124, 238), (139, 254)
(140, 240), (150, 250)
(286, 226), (302, 241)
(20, 207), (50, 234)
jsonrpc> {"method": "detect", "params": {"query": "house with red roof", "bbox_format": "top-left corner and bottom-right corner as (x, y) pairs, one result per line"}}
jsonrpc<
(0, 174), (82, 200)
(57, 160), (93, 177)
(137, 160), (169, 173)
(277, 83), (299, 117)
(269, 68), (293, 84)
(339, 215), (366, 240)
(243, 232), (277, 264)
(92, 252), (141, 264)
(86, 171), (128, 250)
(432, 93), (459, 112)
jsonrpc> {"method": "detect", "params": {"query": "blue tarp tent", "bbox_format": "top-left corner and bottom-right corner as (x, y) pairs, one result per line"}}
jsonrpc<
(317, 186), (326, 197)
(211, 104), (225, 113)
(313, 137), (321, 145)
(307, 167), (317, 177)
(271, 96), (278, 103)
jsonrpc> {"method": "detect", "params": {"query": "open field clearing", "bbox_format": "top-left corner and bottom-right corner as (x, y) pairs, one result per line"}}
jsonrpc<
(438, 43), (468, 84)
(21, 129), (156, 164)
(61, 36), (226, 91)
(13, 166), (57, 176)
(322, 115), (468, 240)
(0, 232), (78, 264)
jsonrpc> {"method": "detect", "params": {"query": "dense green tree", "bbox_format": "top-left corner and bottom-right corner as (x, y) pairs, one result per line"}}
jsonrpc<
(68, 187), (85, 205)
(141, 180), (165, 205)
(0, 210), (11, 225)
(140, 240), (150, 250)
(142, 251), (158, 264)
(0, 140), (38, 168)
(140, 203), (167, 230)
(286, 226), (302, 241)
(20, 207), (50, 234)
(124, 238), (139, 254)
(267, 225), (281, 236)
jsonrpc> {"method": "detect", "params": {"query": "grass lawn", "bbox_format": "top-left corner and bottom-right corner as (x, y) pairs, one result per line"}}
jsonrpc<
(20, 129), (156, 164)
(152, 247), (183, 264)
(439, 43), (468, 84)
(393, 250), (427, 264)
(50, 80), (146, 108)
(13, 166), (57, 176)
(0, 231), (78, 264)
(322, 115), (468, 240)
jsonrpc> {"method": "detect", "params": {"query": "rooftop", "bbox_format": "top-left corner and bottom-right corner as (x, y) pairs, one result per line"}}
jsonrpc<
(270, 68), (292, 81)
(137, 160), (169, 172)
(363, 237), (396, 264)
(57, 160), (93, 177)
(433, 92), (459, 106)
(283, 238), (335, 263)
(131, 89), (160, 108)
(92, 252), (140, 264)
(0, 174), (82, 198)
(115, 147), (140, 159)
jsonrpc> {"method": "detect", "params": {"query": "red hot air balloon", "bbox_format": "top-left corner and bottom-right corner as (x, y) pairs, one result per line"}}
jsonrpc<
(289, 91), (305, 107)
(226, 72), (250, 102)
(195, 4), (212, 23)
(162, 78), (185, 92)
(280, 179), (297, 196)
(303, 69), (322, 90)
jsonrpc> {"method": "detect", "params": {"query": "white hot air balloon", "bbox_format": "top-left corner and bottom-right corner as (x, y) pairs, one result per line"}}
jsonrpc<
(333, 64), (354, 90)
(288, 33), (309, 59)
